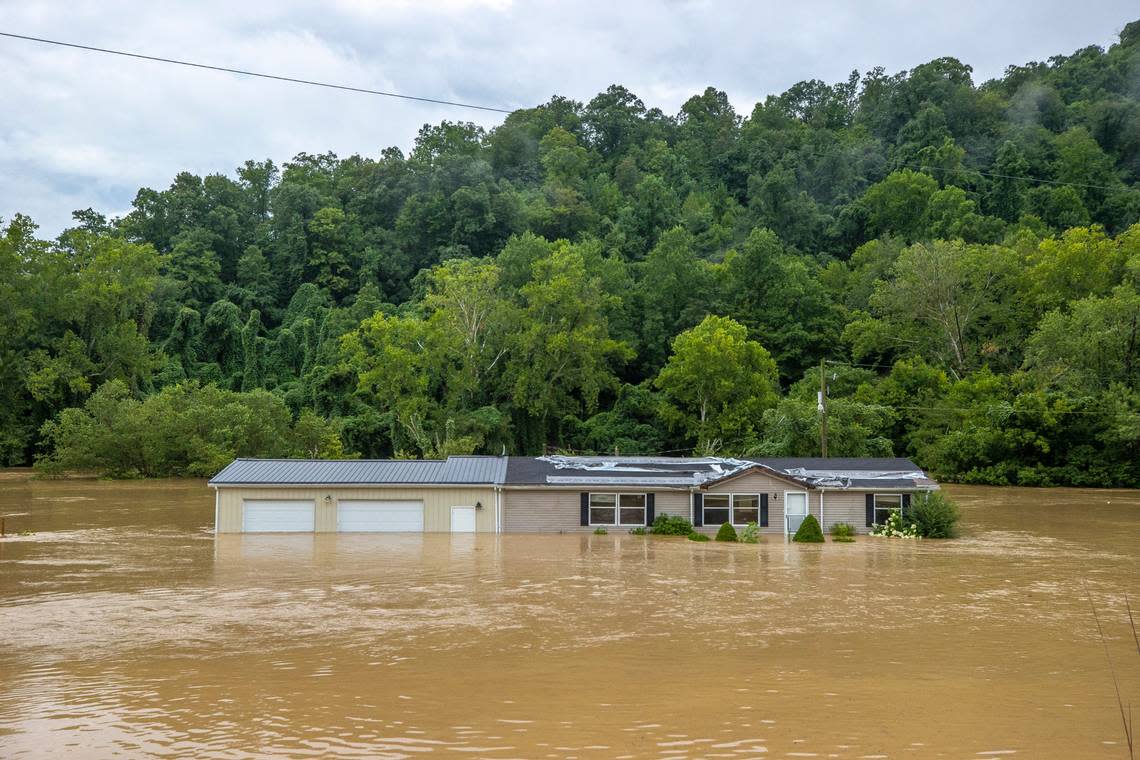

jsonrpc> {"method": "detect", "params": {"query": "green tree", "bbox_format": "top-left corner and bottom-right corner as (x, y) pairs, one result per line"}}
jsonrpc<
(861, 170), (939, 240)
(509, 242), (633, 439)
(1025, 285), (1140, 391)
(654, 315), (779, 453)
(846, 240), (1023, 376)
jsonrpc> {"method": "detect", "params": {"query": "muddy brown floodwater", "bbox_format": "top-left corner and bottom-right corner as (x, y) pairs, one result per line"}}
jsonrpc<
(0, 473), (1138, 759)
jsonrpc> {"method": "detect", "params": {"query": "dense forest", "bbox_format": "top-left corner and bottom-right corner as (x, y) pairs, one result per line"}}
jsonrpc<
(5, 21), (1140, 485)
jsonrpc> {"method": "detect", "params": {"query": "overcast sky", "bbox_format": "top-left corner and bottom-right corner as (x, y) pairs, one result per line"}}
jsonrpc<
(1, 1), (1136, 236)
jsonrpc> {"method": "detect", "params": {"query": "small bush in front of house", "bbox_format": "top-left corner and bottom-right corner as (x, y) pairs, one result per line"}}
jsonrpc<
(628, 526), (647, 535)
(715, 522), (738, 542)
(830, 522), (856, 542)
(792, 514), (825, 543)
(687, 532), (710, 542)
(649, 514), (694, 535)
(738, 522), (760, 544)
(908, 492), (961, 538)
(593, 527), (608, 535)
(870, 511), (920, 538)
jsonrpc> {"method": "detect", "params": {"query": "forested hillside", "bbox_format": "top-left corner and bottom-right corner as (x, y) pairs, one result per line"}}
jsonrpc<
(5, 22), (1140, 485)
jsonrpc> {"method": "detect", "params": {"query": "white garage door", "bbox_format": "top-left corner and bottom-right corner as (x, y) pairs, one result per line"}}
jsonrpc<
(242, 500), (315, 533)
(337, 500), (424, 532)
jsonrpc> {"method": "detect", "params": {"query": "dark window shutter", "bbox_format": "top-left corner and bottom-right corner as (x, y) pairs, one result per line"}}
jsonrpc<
(865, 494), (875, 527)
(759, 494), (769, 527)
(693, 493), (704, 527)
(580, 493), (590, 526)
(901, 493), (911, 517)
(646, 493), (655, 526)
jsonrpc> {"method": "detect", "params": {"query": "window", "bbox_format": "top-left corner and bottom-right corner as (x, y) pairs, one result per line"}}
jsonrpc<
(619, 493), (646, 526)
(874, 493), (902, 524)
(785, 492), (808, 516)
(732, 495), (759, 525)
(589, 493), (615, 525)
(702, 494), (761, 525)
(589, 493), (646, 526)
(703, 494), (730, 525)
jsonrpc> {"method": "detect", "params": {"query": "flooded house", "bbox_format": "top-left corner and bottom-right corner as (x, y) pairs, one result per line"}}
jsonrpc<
(210, 455), (938, 535)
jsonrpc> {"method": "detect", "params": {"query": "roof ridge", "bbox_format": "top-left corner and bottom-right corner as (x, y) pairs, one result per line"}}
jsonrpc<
(230, 457), (452, 463)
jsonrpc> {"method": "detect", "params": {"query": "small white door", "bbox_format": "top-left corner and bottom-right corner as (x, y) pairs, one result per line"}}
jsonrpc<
(338, 500), (424, 532)
(243, 500), (315, 533)
(451, 506), (477, 533)
(784, 491), (808, 534)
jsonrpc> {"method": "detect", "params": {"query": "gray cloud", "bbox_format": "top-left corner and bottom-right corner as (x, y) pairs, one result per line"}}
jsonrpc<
(0, 0), (1134, 235)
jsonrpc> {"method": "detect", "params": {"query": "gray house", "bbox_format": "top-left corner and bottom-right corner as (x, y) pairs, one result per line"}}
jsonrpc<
(210, 455), (937, 535)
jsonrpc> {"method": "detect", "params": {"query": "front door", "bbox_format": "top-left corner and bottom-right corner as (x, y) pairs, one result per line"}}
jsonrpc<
(451, 506), (477, 533)
(785, 491), (808, 534)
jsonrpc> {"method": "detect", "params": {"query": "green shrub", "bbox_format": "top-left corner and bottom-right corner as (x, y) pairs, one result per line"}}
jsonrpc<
(792, 514), (825, 543)
(593, 527), (608, 535)
(649, 514), (694, 535)
(715, 522), (738, 542)
(908, 491), (960, 538)
(628, 526), (647, 535)
(829, 522), (856, 542)
(687, 532), (710, 542)
(35, 380), (348, 478)
(738, 522), (760, 544)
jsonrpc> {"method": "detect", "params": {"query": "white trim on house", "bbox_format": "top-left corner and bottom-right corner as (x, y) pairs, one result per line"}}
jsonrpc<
(213, 486), (219, 536)
(494, 487), (502, 534)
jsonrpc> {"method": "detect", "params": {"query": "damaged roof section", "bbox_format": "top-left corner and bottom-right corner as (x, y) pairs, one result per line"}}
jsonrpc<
(756, 457), (937, 490)
(505, 455), (936, 490)
(505, 455), (746, 486)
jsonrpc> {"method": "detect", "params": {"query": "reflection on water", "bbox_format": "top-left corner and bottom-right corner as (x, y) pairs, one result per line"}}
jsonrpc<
(1, 474), (1138, 758)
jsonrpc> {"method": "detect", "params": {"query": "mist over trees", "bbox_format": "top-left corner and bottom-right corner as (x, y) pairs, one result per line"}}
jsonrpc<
(8, 21), (1140, 485)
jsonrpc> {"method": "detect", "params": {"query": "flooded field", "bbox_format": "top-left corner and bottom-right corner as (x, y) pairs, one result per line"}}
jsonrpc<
(1, 472), (1138, 758)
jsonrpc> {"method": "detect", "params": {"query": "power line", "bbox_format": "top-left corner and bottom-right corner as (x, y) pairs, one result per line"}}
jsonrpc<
(893, 160), (1119, 192)
(0, 31), (515, 114)
(771, 142), (1124, 193)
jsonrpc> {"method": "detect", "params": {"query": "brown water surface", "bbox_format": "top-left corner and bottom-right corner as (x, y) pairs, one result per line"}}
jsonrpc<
(1, 473), (1138, 758)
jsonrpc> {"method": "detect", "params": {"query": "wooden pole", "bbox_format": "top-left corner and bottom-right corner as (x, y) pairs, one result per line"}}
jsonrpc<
(819, 358), (828, 458)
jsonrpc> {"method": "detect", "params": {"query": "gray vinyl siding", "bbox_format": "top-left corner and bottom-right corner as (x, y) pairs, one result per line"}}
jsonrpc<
(654, 490), (690, 520)
(820, 491), (872, 534)
(502, 489), (583, 532)
(820, 490), (928, 534)
(501, 488), (689, 532)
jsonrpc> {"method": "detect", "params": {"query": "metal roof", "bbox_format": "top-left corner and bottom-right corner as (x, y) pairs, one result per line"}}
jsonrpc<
(208, 456), (507, 486)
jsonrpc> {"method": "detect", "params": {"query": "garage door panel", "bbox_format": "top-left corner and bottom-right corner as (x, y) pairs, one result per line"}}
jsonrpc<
(243, 500), (315, 533)
(338, 500), (424, 532)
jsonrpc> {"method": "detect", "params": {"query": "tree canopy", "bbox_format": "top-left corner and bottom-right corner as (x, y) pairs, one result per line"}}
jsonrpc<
(9, 21), (1140, 485)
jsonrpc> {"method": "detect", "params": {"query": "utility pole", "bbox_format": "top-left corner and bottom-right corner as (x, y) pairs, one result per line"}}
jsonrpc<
(818, 358), (828, 458)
